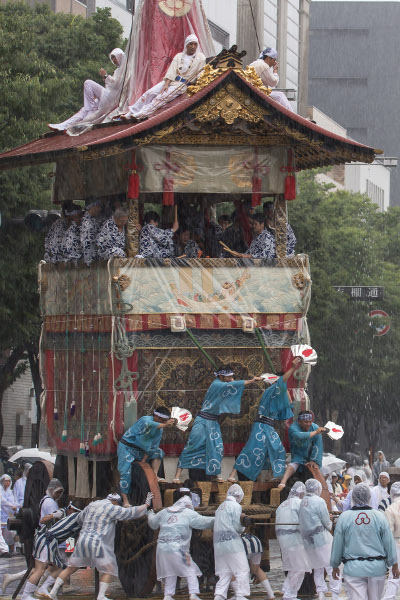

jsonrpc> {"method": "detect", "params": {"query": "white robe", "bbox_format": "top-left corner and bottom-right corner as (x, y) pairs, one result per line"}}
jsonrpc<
(249, 58), (294, 112)
(13, 476), (27, 507)
(127, 51), (205, 119)
(213, 497), (248, 576)
(299, 493), (333, 569)
(148, 507), (214, 580)
(276, 495), (311, 572)
(69, 499), (146, 575)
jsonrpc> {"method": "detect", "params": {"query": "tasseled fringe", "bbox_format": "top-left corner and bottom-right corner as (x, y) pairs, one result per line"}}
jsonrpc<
(61, 429), (67, 442)
(70, 400), (76, 417)
(163, 176), (174, 206)
(54, 407), (59, 421)
(93, 432), (103, 446)
(84, 440), (90, 457)
(252, 176), (262, 206)
(79, 442), (85, 455)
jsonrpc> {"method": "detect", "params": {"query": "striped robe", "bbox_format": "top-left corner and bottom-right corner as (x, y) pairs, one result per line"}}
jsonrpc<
(33, 511), (83, 568)
(68, 500), (146, 575)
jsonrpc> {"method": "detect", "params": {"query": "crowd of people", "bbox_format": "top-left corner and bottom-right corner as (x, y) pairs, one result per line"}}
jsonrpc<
(0, 464), (32, 558)
(44, 199), (296, 265)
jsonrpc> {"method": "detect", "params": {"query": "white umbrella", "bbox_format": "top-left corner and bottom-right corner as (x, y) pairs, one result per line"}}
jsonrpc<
(321, 453), (346, 476)
(8, 448), (56, 465)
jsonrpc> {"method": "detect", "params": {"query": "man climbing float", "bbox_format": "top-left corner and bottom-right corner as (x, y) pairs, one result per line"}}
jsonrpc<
(174, 366), (262, 484)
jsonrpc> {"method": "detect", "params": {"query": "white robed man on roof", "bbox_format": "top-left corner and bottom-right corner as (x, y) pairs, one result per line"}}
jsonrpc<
(249, 48), (294, 112)
(119, 34), (206, 121)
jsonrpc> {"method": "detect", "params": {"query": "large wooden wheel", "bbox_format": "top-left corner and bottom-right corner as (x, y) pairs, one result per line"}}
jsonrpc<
(115, 461), (161, 597)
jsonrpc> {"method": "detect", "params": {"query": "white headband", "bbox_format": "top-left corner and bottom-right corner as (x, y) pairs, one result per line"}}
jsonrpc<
(154, 411), (169, 419)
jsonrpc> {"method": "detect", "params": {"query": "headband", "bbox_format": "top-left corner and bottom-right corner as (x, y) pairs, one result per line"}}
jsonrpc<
(259, 47), (278, 60)
(298, 412), (313, 421)
(154, 411), (170, 419)
(214, 369), (234, 377)
(179, 487), (191, 492)
(65, 208), (83, 216)
(68, 502), (82, 512)
(85, 199), (102, 210)
(107, 493), (121, 502)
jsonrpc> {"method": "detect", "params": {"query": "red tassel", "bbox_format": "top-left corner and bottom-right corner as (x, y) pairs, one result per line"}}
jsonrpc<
(252, 176), (262, 207)
(163, 176), (174, 206)
(128, 150), (140, 199)
(284, 174), (296, 200)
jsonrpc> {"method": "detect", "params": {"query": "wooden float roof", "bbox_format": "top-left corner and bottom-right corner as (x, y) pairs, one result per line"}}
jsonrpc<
(0, 66), (381, 171)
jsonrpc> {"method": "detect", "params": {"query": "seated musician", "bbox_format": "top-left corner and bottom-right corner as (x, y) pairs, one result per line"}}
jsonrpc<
(264, 202), (296, 256)
(248, 47), (294, 112)
(96, 207), (128, 259)
(278, 411), (327, 489)
(236, 213), (275, 259)
(174, 227), (201, 258)
(220, 210), (248, 257)
(139, 211), (178, 258)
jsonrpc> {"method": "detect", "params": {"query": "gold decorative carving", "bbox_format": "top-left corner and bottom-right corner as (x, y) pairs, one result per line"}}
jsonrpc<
(80, 144), (123, 161)
(126, 199), (139, 257)
(186, 64), (223, 97)
(242, 66), (272, 96)
(274, 195), (287, 260)
(190, 85), (266, 125)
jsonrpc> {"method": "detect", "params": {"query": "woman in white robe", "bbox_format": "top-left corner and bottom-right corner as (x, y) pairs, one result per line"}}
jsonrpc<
(121, 35), (205, 121)
(48, 48), (126, 132)
(276, 482), (310, 600)
(373, 471), (390, 505)
(49, 493), (152, 600)
(148, 495), (214, 600)
(0, 475), (20, 551)
(299, 479), (341, 600)
(248, 48), (294, 112)
(213, 484), (249, 600)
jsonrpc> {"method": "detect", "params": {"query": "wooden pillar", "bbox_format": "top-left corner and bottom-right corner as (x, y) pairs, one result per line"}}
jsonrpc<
(274, 194), (287, 260)
(126, 199), (139, 257)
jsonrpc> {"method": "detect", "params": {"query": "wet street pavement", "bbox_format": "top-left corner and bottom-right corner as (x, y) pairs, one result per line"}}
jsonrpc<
(0, 542), (398, 599)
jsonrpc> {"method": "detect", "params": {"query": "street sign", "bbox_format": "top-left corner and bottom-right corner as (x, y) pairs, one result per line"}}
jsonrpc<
(333, 286), (384, 301)
(369, 309), (390, 336)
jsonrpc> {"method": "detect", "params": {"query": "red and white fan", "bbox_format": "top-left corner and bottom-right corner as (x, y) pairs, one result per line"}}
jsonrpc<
(171, 407), (193, 432)
(324, 421), (344, 441)
(291, 344), (318, 366)
(260, 373), (280, 384)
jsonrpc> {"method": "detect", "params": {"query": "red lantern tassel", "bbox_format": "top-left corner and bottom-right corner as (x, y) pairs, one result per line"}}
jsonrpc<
(128, 150), (139, 199)
(163, 176), (174, 206)
(252, 176), (262, 207)
(284, 173), (296, 200)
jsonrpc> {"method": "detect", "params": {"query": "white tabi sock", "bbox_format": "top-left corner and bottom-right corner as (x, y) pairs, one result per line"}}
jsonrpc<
(260, 579), (275, 599)
(97, 581), (109, 600)
(49, 577), (64, 598)
(21, 581), (37, 600)
(38, 575), (56, 593)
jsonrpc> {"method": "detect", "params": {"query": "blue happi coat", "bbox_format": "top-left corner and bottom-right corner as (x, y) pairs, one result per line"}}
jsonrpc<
(289, 421), (323, 466)
(178, 378), (245, 475)
(234, 376), (292, 480)
(117, 416), (165, 494)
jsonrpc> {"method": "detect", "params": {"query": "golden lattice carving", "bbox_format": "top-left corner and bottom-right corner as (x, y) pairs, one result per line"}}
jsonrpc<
(191, 85), (266, 125)
(80, 144), (123, 161)
(242, 66), (272, 96)
(126, 199), (139, 257)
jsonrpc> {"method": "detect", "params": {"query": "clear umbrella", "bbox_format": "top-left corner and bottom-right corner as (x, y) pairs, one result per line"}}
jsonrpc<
(320, 453), (346, 476)
(8, 448), (56, 465)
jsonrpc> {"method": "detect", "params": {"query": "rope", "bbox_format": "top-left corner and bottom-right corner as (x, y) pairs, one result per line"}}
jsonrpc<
(94, 264), (103, 445)
(62, 265), (69, 441)
(248, 0), (262, 53)
(118, 539), (157, 564)
(80, 279), (85, 455)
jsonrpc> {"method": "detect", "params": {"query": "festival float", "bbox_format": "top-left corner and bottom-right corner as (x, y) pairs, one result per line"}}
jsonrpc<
(0, 0), (381, 595)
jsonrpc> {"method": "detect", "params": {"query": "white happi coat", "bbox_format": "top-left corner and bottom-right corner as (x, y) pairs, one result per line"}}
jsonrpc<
(249, 59), (294, 111)
(148, 507), (214, 579)
(213, 497), (248, 576)
(299, 493), (333, 569)
(276, 495), (311, 572)
(69, 500), (146, 575)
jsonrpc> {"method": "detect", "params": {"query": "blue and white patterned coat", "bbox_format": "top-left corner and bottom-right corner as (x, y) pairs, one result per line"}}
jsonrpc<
(248, 224), (296, 258)
(139, 224), (174, 258)
(174, 239), (201, 258)
(69, 499), (146, 575)
(97, 218), (126, 260)
(60, 222), (82, 264)
(81, 212), (101, 265)
(33, 511), (84, 568)
(44, 220), (67, 263)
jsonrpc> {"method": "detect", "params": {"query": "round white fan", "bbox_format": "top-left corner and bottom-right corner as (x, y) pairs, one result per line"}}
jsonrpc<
(171, 407), (193, 431)
(260, 373), (280, 384)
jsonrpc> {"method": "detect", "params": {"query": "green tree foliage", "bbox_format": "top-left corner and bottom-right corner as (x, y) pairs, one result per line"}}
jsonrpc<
(0, 2), (123, 442)
(289, 172), (400, 453)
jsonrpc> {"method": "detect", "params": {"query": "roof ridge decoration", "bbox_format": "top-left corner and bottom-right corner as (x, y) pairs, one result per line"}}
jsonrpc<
(188, 64), (271, 100)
